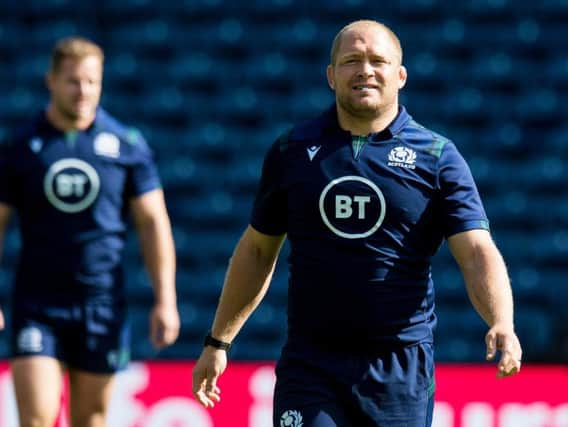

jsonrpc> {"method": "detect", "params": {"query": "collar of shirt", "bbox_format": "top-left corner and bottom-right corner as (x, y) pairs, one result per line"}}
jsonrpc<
(37, 106), (107, 136)
(319, 103), (412, 142)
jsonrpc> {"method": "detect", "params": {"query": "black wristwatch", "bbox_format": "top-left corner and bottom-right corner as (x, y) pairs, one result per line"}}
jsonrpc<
(204, 333), (232, 351)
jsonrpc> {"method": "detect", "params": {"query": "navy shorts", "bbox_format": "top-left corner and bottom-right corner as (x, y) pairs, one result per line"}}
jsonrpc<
(273, 342), (435, 427)
(11, 295), (130, 374)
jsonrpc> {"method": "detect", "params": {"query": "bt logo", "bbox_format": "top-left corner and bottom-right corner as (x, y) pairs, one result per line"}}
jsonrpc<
(55, 174), (88, 197)
(43, 158), (100, 213)
(319, 175), (386, 239)
(335, 195), (371, 219)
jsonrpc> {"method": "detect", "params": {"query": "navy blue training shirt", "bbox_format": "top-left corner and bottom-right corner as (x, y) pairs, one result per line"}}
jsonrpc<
(0, 108), (161, 298)
(251, 105), (489, 348)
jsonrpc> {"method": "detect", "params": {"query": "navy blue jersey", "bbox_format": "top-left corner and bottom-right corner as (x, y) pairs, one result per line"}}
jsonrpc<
(251, 105), (488, 348)
(0, 108), (161, 298)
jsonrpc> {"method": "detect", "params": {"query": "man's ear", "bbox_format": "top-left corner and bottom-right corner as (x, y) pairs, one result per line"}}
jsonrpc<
(398, 65), (407, 89)
(326, 64), (335, 90)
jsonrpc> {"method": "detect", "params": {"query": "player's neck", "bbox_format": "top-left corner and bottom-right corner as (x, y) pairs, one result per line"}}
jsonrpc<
(337, 102), (398, 137)
(46, 104), (95, 132)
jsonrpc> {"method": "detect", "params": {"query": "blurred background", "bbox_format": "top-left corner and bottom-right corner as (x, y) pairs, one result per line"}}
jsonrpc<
(0, 0), (567, 366)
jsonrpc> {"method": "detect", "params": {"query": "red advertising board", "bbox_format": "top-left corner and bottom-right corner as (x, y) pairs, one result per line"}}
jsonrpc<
(434, 364), (568, 427)
(0, 362), (566, 426)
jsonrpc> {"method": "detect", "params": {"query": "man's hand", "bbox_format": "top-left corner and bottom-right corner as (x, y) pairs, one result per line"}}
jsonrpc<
(149, 302), (180, 349)
(485, 323), (522, 377)
(192, 347), (227, 408)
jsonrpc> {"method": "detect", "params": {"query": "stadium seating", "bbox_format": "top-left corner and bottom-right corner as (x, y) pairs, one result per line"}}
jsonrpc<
(0, 0), (566, 364)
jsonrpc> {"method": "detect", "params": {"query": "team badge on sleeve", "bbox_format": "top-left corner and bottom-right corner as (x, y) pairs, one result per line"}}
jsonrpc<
(280, 410), (303, 427)
(17, 326), (43, 353)
(94, 132), (120, 158)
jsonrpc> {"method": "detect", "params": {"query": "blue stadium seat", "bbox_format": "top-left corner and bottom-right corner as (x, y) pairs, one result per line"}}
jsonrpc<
(0, 335), (9, 358)
(434, 335), (481, 362)
(434, 306), (487, 361)
(432, 267), (466, 299)
(100, 0), (155, 13)
(167, 52), (214, 81)
(0, 22), (26, 54)
(230, 341), (283, 361)
(514, 306), (556, 360)
(176, 266), (225, 304)
(0, 228), (20, 271)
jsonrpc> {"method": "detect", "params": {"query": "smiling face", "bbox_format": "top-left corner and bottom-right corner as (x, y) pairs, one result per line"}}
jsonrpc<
(47, 55), (103, 128)
(327, 21), (407, 129)
(45, 37), (104, 131)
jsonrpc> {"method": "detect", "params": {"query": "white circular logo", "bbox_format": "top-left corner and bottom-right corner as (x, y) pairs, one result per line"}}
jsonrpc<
(43, 158), (100, 213)
(388, 146), (416, 164)
(280, 410), (303, 427)
(319, 175), (386, 239)
(17, 326), (43, 353)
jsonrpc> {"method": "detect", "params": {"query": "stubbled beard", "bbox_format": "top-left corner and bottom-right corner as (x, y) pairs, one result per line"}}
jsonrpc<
(337, 93), (382, 119)
(55, 99), (93, 121)
(59, 107), (80, 121)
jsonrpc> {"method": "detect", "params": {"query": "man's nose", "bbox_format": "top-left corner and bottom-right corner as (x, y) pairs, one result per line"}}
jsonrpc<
(357, 61), (374, 77)
(78, 81), (91, 95)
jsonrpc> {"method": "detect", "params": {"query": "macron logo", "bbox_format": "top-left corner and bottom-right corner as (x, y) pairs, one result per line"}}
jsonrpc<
(307, 145), (321, 161)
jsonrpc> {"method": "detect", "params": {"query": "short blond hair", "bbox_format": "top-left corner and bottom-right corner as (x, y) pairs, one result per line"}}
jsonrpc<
(49, 36), (104, 73)
(329, 20), (403, 66)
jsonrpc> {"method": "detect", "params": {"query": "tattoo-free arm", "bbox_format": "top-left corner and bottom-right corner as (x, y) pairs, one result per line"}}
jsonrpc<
(130, 189), (179, 348)
(192, 225), (285, 407)
(448, 229), (522, 377)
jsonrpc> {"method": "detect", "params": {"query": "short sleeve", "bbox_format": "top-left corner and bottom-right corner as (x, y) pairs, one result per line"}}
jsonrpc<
(250, 138), (287, 235)
(438, 142), (489, 237)
(125, 130), (162, 198)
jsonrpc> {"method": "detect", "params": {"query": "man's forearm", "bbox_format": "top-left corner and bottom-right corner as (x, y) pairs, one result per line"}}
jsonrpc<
(462, 243), (514, 327)
(137, 216), (177, 306)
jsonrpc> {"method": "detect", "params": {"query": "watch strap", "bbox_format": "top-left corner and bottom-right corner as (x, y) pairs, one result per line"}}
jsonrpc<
(204, 333), (232, 351)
